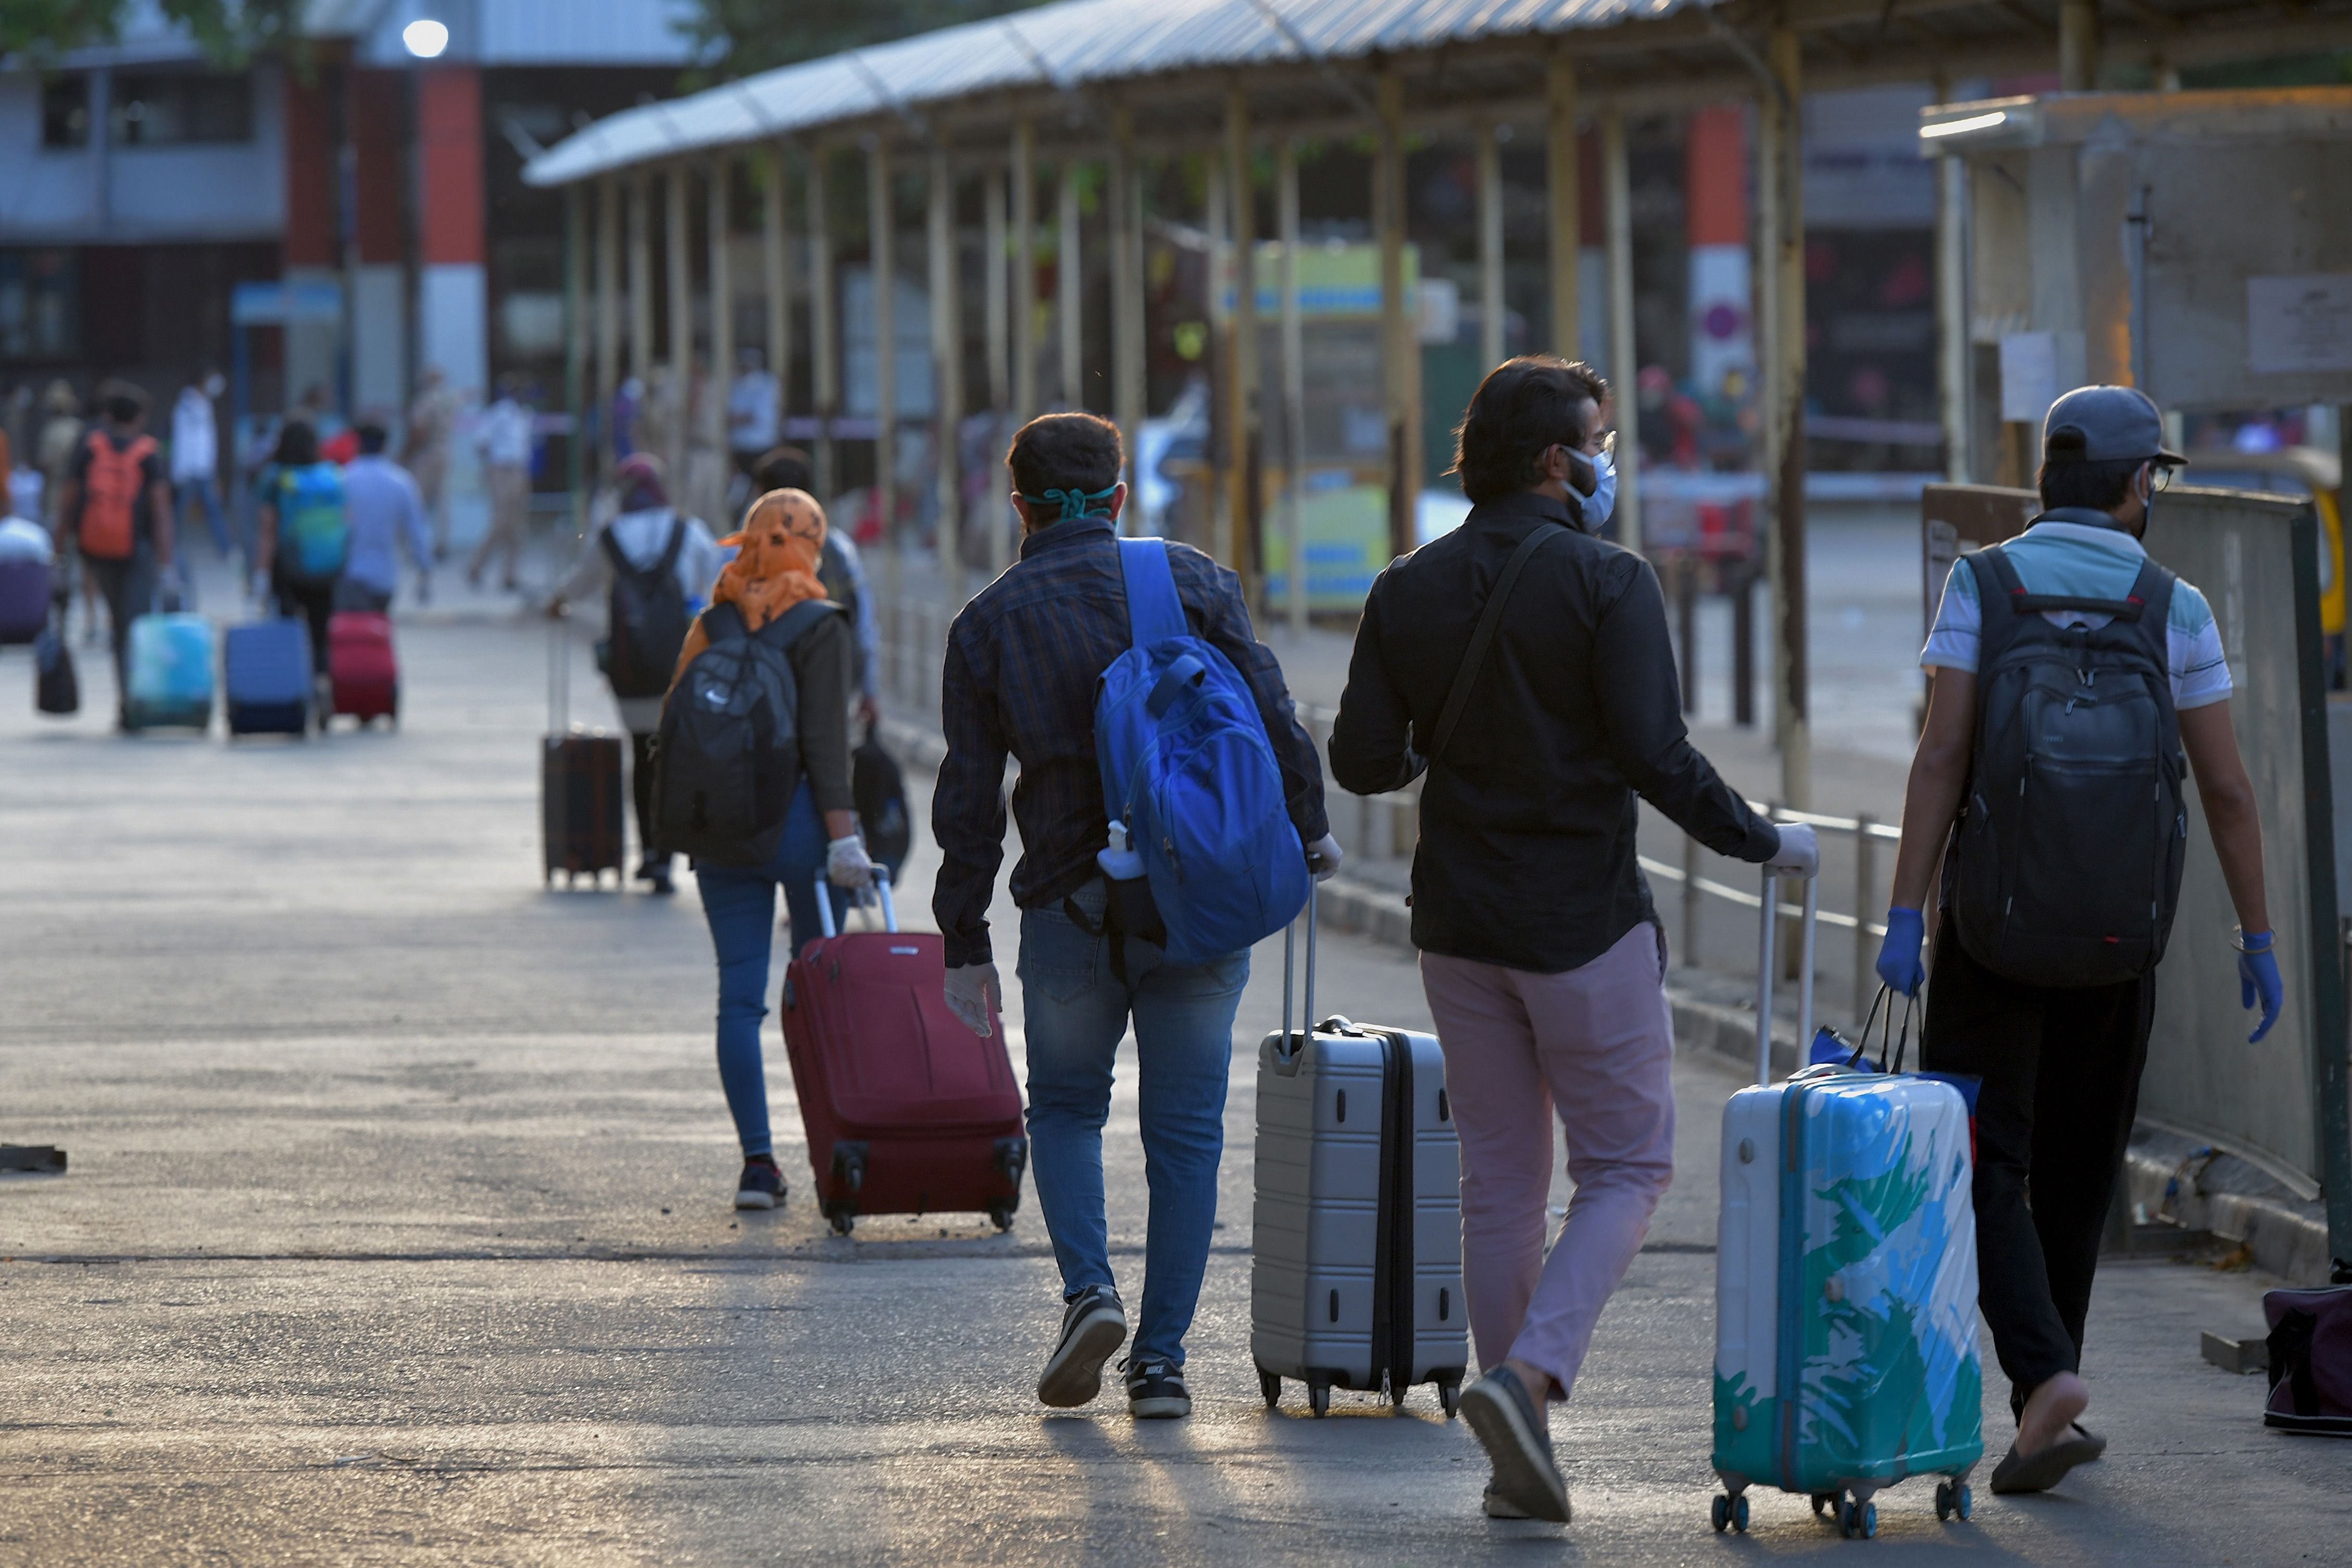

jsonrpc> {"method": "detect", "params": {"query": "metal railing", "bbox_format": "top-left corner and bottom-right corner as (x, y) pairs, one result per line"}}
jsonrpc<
(881, 595), (1899, 1026)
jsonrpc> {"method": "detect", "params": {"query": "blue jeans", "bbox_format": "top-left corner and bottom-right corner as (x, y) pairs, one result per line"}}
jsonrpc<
(1018, 882), (1249, 1367)
(694, 782), (847, 1158)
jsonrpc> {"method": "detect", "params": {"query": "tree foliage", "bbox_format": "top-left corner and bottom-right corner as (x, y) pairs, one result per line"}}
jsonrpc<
(684, 0), (1056, 82)
(2, 0), (304, 65)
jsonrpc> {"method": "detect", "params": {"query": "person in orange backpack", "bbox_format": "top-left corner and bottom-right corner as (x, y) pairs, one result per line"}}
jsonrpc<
(52, 380), (176, 729)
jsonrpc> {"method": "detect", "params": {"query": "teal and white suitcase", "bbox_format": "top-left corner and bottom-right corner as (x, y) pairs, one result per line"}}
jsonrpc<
(1710, 869), (1983, 1539)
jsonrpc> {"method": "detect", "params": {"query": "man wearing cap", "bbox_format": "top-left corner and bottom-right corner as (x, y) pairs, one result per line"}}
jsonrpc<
(1875, 385), (2283, 1496)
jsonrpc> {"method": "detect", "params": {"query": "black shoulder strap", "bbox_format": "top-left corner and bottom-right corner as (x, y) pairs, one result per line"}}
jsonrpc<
(700, 600), (748, 644)
(1429, 523), (1565, 764)
(1978, 536), (2146, 621)
(602, 515), (686, 583)
(654, 515), (686, 578)
(752, 597), (840, 653)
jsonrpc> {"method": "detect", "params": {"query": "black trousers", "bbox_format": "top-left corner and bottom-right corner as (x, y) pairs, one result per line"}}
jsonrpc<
(1921, 924), (2154, 1417)
(84, 547), (157, 718)
(630, 731), (667, 868)
(276, 576), (337, 674)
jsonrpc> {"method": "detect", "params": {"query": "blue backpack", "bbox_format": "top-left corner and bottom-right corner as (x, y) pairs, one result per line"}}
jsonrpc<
(1095, 537), (1310, 968)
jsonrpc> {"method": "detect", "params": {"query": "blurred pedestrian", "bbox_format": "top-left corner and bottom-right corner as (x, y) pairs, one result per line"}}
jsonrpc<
(36, 380), (98, 643)
(170, 371), (231, 561)
(1329, 356), (1809, 1522)
(665, 488), (869, 1208)
(931, 412), (1332, 1423)
(404, 367), (457, 559)
(52, 380), (179, 730)
(684, 356), (730, 538)
(253, 420), (347, 685)
(468, 375), (534, 594)
(752, 445), (879, 729)
(547, 453), (723, 895)
(1878, 384), (2281, 1497)
(337, 419), (434, 613)
(728, 347), (778, 483)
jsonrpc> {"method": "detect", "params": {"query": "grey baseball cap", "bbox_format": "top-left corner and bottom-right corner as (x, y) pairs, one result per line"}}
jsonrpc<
(2043, 384), (2186, 466)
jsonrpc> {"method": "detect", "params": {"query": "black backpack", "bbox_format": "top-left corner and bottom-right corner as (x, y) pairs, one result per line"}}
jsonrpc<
(1949, 540), (2188, 988)
(652, 598), (836, 867)
(853, 721), (911, 877)
(602, 518), (691, 699)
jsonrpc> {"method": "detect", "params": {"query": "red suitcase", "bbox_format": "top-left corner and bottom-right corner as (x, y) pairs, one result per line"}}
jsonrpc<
(328, 610), (398, 724)
(781, 870), (1028, 1236)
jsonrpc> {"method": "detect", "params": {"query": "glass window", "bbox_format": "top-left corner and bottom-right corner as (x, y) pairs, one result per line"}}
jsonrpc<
(0, 250), (83, 360)
(111, 73), (254, 146)
(41, 76), (89, 147)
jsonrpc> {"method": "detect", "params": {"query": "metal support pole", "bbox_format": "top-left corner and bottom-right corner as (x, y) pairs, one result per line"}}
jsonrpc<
(1935, 137), (1969, 484)
(628, 171), (652, 385)
(1112, 110), (1146, 503)
(1758, 26), (1810, 809)
(1378, 68), (1414, 563)
(1206, 156), (1230, 565)
(809, 145), (838, 500)
(665, 164), (692, 488)
(869, 138), (898, 604)
(708, 155), (734, 462)
(1734, 563), (1757, 727)
(595, 174), (619, 475)
(928, 142), (962, 595)
(1546, 53), (1580, 361)
(1477, 119), (1505, 371)
(565, 183), (587, 535)
(984, 163), (1010, 577)
(1854, 816), (1878, 1027)
(1011, 119), (1037, 427)
(763, 146), (791, 450)
(1279, 135), (1306, 639)
(1058, 159), (1083, 410)
(1602, 105), (1642, 552)
(2059, 0), (2100, 91)
(1676, 556), (1698, 712)
(1225, 84), (1258, 594)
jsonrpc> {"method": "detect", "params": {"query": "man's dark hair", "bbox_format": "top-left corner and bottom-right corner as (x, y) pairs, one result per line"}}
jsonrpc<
(753, 444), (814, 493)
(274, 419), (319, 467)
(1006, 412), (1124, 506)
(1449, 356), (1608, 505)
(97, 379), (147, 425)
(355, 421), (389, 455)
(2037, 452), (2145, 512)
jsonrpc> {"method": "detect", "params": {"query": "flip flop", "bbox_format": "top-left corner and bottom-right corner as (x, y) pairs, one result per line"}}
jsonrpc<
(2069, 1422), (2108, 1459)
(1989, 1433), (2106, 1494)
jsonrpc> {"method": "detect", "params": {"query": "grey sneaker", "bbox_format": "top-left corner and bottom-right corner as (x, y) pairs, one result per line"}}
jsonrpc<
(1123, 1357), (1191, 1420)
(1459, 1366), (1571, 1523)
(1036, 1285), (1127, 1408)
(1482, 1485), (1531, 1520)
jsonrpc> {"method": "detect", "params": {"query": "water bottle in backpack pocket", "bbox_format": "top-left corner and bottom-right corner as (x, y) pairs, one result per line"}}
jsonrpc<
(1949, 545), (2188, 989)
(653, 598), (836, 867)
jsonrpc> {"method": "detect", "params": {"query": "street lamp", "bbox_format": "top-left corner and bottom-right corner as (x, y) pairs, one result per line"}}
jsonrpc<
(402, 18), (449, 59)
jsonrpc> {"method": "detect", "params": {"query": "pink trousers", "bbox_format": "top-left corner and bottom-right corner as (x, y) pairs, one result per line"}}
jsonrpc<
(1419, 922), (1676, 1402)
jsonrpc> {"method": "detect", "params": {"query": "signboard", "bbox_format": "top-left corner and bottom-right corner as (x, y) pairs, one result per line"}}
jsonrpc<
(229, 279), (342, 326)
(2248, 273), (2352, 375)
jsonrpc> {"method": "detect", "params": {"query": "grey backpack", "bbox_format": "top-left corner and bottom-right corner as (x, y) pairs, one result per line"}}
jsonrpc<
(1949, 539), (2187, 988)
(652, 599), (836, 867)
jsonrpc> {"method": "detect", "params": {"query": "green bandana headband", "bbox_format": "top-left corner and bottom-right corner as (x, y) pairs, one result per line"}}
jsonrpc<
(1020, 483), (1119, 523)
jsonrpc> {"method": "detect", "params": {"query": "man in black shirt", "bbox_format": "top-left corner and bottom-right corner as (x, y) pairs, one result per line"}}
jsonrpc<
(54, 380), (177, 729)
(1331, 356), (1815, 1522)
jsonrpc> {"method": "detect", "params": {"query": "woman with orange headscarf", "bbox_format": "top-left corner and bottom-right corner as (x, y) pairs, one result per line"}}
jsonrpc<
(667, 487), (871, 1212)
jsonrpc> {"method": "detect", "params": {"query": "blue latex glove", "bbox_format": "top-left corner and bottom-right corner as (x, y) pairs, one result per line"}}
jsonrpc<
(1876, 907), (1926, 997)
(2238, 931), (2283, 1044)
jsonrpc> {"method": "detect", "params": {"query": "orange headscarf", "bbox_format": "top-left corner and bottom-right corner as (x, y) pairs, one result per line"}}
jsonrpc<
(714, 487), (829, 632)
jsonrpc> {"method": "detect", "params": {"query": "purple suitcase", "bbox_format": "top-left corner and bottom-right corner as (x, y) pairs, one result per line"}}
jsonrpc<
(0, 558), (47, 645)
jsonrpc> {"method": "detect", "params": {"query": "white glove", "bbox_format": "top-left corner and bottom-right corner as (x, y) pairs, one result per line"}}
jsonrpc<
(1763, 822), (1819, 878)
(1306, 833), (1344, 883)
(943, 962), (1002, 1037)
(825, 834), (874, 891)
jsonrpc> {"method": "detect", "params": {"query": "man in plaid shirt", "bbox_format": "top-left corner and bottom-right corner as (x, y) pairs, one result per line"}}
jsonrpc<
(931, 412), (1337, 1422)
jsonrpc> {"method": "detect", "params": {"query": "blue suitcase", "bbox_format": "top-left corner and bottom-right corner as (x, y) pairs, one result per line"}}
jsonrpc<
(224, 618), (311, 737)
(1710, 870), (1983, 1539)
(123, 612), (215, 731)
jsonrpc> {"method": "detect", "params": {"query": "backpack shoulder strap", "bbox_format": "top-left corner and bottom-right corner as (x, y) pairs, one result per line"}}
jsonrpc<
(1117, 537), (1188, 649)
(752, 597), (839, 653)
(1979, 532), (2148, 621)
(654, 515), (686, 578)
(1429, 522), (1566, 764)
(700, 600), (749, 644)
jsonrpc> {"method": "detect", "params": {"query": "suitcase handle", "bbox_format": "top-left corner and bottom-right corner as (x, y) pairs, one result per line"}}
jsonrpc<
(1754, 864), (1819, 1086)
(1277, 879), (1318, 1065)
(811, 864), (894, 941)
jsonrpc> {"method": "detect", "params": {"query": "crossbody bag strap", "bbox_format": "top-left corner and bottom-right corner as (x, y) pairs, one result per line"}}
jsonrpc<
(1427, 522), (1564, 764)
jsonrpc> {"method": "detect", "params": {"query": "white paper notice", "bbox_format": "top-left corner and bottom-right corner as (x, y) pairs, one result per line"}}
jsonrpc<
(1999, 332), (2059, 423)
(2247, 274), (2352, 375)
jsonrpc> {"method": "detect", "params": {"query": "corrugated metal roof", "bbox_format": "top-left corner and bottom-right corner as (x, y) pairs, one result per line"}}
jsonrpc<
(524, 0), (1700, 185)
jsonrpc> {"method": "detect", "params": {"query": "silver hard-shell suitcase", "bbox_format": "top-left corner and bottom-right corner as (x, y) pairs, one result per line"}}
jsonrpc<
(1250, 884), (1469, 1417)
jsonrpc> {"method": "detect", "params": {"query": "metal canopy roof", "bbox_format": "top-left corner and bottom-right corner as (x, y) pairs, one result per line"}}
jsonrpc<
(522, 0), (2352, 186)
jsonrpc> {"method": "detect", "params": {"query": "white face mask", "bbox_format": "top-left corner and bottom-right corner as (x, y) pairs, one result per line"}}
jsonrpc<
(1571, 436), (1617, 533)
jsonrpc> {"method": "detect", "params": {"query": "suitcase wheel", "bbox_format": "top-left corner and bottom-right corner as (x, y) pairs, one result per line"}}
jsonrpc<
(986, 1202), (1014, 1233)
(825, 1203), (855, 1237)
(1437, 1376), (1459, 1420)
(1711, 1493), (1750, 1534)
(1838, 1498), (1874, 1540)
(1258, 1368), (1281, 1411)
(1307, 1378), (1330, 1419)
(1934, 1482), (1971, 1523)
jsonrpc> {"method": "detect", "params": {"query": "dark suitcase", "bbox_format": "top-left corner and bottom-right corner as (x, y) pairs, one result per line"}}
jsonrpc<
(224, 617), (311, 737)
(542, 621), (623, 886)
(781, 869), (1028, 1235)
(0, 557), (47, 644)
(1251, 882), (1467, 1418)
(34, 620), (78, 717)
(328, 610), (398, 724)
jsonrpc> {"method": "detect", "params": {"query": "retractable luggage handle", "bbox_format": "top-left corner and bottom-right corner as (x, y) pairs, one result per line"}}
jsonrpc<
(1275, 880), (1319, 1068)
(547, 613), (571, 734)
(812, 865), (895, 939)
(1754, 860), (1818, 1086)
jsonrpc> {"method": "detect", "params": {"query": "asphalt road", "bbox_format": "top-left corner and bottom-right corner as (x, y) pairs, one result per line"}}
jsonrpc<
(1, 582), (2343, 1565)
